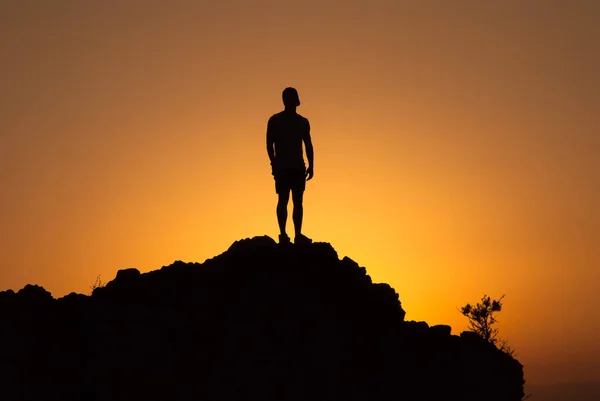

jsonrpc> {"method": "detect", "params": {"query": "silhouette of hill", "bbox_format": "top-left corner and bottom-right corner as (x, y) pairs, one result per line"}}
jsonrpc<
(0, 236), (524, 400)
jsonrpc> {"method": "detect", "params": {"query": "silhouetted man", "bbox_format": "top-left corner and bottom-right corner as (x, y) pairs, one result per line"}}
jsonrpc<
(266, 87), (314, 245)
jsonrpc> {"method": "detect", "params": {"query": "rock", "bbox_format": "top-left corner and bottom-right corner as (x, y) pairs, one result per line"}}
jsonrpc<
(431, 324), (452, 336)
(227, 235), (277, 252)
(115, 267), (141, 281)
(17, 284), (53, 301)
(0, 236), (525, 401)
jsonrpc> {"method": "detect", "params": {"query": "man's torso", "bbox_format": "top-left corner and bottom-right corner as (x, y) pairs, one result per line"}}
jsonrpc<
(269, 111), (309, 170)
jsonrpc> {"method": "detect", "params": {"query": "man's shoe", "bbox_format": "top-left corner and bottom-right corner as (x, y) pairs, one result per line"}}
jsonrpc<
(279, 234), (291, 244)
(294, 234), (313, 245)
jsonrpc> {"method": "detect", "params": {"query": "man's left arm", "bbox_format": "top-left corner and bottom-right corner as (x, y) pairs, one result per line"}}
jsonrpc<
(304, 119), (314, 180)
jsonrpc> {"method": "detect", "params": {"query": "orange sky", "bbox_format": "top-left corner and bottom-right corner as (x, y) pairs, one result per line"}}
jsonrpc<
(1, 0), (598, 387)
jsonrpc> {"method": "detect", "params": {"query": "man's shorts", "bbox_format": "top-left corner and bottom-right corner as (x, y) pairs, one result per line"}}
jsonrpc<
(274, 167), (306, 194)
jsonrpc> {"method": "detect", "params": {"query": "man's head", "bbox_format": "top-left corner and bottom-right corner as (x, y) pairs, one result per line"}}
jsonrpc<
(282, 87), (300, 108)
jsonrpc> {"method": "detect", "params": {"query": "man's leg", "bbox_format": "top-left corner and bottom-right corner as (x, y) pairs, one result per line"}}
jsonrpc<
(291, 189), (304, 238)
(277, 190), (290, 236)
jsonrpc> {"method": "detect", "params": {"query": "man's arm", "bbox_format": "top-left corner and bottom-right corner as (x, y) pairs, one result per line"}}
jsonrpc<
(266, 117), (276, 166)
(304, 119), (314, 180)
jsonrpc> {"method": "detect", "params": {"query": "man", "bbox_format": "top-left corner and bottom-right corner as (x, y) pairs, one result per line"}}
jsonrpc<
(266, 87), (314, 245)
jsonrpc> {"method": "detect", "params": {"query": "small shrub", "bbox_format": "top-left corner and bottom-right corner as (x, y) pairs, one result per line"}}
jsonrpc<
(90, 274), (105, 294)
(460, 294), (517, 356)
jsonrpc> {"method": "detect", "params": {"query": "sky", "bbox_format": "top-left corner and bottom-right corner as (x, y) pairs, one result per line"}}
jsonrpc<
(1, 0), (598, 388)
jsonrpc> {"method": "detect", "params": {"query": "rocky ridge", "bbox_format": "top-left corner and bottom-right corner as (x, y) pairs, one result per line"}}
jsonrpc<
(0, 236), (525, 400)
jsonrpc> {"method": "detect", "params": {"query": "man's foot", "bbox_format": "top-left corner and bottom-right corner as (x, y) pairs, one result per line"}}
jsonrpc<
(294, 234), (313, 245)
(279, 233), (291, 244)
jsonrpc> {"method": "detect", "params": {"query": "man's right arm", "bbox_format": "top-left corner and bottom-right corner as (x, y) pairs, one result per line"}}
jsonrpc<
(266, 117), (278, 177)
(266, 117), (276, 165)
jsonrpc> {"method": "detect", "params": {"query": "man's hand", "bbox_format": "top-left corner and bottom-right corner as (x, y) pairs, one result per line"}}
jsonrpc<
(306, 166), (314, 181)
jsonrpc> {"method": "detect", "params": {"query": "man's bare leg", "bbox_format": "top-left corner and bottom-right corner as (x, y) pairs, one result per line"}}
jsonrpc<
(292, 189), (304, 238)
(277, 190), (290, 238)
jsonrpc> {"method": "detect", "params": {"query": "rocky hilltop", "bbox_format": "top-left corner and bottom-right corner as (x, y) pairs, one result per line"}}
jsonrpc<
(0, 236), (524, 400)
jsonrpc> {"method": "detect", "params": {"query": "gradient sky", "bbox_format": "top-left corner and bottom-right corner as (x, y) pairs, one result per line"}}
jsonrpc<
(1, 0), (598, 388)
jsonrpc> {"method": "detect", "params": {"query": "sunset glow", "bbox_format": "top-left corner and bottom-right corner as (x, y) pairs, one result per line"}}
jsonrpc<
(1, 1), (598, 388)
